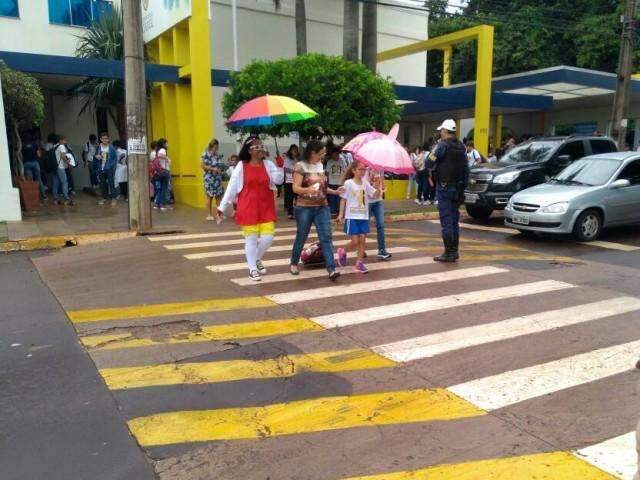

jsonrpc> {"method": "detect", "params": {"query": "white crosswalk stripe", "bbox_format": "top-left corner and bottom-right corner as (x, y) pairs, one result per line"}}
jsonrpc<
(429, 220), (515, 234)
(206, 247), (415, 273)
(449, 339), (640, 411)
(266, 266), (507, 304)
(373, 297), (640, 362)
(166, 233), (306, 250)
(148, 226), (299, 242)
(184, 238), (375, 260)
(575, 431), (637, 480)
(232, 255), (429, 285)
(312, 280), (575, 328)
(588, 241), (640, 252)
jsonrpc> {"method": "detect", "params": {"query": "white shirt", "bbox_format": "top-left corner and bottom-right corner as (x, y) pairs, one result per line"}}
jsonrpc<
(341, 179), (377, 220)
(83, 141), (97, 161)
(99, 145), (110, 169)
(364, 169), (384, 204)
(226, 165), (235, 178)
(325, 158), (346, 185)
(467, 149), (481, 168)
(284, 155), (297, 183)
(55, 144), (69, 169)
(157, 148), (170, 170)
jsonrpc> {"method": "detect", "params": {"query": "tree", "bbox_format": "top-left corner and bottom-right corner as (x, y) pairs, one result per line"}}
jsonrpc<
(361, 1), (377, 71)
(343, 0), (360, 62)
(0, 61), (45, 176)
(222, 53), (401, 139)
(73, 6), (127, 139)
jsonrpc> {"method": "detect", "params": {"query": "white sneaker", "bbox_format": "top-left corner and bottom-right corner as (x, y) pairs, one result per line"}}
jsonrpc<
(414, 199), (421, 205)
(249, 270), (262, 282)
(206, 215), (214, 221)
(256, 260), (267, 275)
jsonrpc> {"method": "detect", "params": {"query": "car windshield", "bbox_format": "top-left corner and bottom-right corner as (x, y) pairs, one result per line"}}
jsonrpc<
(500, 141), (560, 164)
(551, 158), (622, 187)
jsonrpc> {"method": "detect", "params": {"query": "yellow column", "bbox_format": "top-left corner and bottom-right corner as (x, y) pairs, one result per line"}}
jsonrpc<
(495, 114), (503, 150)
(442, 47), (452, 87)
(473, 25), (494, 156)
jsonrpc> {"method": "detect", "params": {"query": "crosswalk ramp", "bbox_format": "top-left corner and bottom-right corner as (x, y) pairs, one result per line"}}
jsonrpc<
(63, 229), (640, 478)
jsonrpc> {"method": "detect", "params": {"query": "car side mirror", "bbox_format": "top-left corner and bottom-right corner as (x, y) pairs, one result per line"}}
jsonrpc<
(555, 154), (571, 167)
(610, 179), (631, 189)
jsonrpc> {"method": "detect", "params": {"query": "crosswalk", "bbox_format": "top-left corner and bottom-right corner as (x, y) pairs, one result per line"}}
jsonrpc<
(63, 226), (639, 479)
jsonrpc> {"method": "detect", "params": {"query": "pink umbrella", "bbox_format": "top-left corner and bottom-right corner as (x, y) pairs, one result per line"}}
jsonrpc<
(344, 124), (414, 174)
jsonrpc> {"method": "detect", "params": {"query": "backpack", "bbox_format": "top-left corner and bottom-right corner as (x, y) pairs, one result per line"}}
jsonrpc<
(45, 144), (60, 173)
(300, 242), (325, 266)
(149, 156), (162, 179)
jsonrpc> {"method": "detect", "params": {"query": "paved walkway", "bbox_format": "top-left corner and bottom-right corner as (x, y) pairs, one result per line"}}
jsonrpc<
(2, 191), (437, 241)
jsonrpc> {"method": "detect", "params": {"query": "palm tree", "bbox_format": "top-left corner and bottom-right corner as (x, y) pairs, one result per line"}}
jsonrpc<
(73, 7), (126, 139)
(361, 1), (377, 72)
(343, 0), (359, 62)
(273, 0), (307, 56)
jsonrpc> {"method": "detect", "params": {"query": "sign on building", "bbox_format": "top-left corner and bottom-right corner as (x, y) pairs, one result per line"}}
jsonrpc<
(142, 0), (192, 43)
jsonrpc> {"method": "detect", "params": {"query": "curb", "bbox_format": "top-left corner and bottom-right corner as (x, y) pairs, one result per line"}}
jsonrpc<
(386, 212), (440, 223)
(0, 231), (138, 253)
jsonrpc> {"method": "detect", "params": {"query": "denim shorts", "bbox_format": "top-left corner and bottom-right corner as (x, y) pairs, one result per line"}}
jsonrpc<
(344, 219), (370, 235)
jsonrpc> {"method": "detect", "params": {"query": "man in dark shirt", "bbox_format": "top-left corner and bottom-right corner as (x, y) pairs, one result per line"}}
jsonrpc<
(429, 119), (469, 262)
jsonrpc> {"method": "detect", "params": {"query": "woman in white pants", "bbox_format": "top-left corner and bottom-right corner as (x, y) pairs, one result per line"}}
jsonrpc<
(218, 136), (284, 281)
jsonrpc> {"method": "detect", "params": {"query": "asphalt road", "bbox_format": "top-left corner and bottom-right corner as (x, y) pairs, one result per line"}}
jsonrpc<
(4, 215), (640, 480)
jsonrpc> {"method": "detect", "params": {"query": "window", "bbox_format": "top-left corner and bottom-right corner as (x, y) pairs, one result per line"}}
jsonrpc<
(556, 141), (586, 161)
(0, 0), (19, 17)
(590, 139), (616, 155)
(48, 0), (112, 27)
(617, 160), (640, 185)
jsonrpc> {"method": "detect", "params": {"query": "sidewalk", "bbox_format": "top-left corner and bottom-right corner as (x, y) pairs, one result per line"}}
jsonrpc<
(1, 192), (440, 244)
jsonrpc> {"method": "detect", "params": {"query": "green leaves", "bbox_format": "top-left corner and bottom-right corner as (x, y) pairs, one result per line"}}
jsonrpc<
(0, 61), (44, 129)
(222, 53), (401, 138)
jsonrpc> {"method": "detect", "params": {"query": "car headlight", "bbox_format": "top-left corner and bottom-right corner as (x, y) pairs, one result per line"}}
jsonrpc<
(493, 171), (521, 184)
(542, 202), (569, 214)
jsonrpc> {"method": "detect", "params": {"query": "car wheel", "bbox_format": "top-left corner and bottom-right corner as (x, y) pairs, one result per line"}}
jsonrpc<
(572, 209), (602, 242)
(465, 205), (493, 220)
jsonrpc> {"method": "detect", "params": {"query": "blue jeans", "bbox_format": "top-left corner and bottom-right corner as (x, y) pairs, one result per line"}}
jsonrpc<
(52, 167), (69, 200)
(327, 185), (340, 215)
(154, 170), (170, 206)
(290, 206), (336, 272)
(368, 200), (386, 253)
(23, 161), (45, 197)
(89, 159), (100, 186)
(436, 185), (460, 239)
(99, 167), (116, 199)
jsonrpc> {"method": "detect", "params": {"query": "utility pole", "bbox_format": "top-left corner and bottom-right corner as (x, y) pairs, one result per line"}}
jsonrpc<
(611, 0), (638, 149)
(122, 0), (151, 231)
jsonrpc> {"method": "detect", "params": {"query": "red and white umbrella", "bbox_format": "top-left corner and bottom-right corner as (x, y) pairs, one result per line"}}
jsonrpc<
(343, 124), (414, 174)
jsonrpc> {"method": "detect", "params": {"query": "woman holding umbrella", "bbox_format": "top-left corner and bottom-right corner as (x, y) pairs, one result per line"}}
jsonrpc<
(289, 140), (342, 281)
(218, 135), (283, 281)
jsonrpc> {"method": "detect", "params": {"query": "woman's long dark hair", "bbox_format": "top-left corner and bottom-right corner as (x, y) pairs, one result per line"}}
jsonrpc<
(238, 135), (260, 163)
(303, 140), (325, 161)
(156, 138), (168, 153)
(286, 144), (299, 158)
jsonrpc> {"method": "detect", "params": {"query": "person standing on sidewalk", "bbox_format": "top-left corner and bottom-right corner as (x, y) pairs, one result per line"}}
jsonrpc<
(412, 146), (427, 205)
(283, 145), (299, 219)
(429, 119), (468, 262)
(53, 135), (74, 206)
(201, 139), (225, 223)
(82, 134), (99, 190)
(218, 135), (283, 282)
(94, 132), (118, 206)
(289, 140), (342, 281)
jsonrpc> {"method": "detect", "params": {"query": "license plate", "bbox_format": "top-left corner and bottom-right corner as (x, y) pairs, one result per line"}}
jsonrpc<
(465, 193), (479, 203)
(512, 214), (530, 225)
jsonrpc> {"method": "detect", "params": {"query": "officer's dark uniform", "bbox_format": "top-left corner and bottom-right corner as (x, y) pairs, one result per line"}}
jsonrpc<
(429, 137), (468, 261)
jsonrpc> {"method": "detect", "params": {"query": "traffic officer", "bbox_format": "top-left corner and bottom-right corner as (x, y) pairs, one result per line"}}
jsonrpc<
(428, 119), (469, 262)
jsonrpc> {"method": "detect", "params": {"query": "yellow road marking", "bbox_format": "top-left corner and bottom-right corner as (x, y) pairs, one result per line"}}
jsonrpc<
(67, 296), (275, 323)
(128, 389), (485, 446)
(81, 317), (322, 350)
(101, 348), (395, 389)
(342, 451), (618, 479)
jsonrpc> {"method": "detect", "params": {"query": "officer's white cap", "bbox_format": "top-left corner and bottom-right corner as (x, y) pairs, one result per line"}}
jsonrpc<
(436, 119), (456, 132)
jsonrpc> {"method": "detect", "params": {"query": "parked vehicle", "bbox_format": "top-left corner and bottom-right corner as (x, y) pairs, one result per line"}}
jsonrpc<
(504, 152), (640, 241)
(464, 135), (617, 219)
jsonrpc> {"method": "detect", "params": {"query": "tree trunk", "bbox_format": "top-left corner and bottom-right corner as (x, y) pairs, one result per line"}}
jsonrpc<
(11, 120), (23, 177)
(109, 104), (128, 141)
(343, 0), (359, 62)
(361, 1), (377, 72)
(295, 0), (307, 56)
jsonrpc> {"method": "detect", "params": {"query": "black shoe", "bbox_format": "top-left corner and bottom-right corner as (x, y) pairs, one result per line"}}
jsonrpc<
(434, 237), (457, 262)
(451, 233), (460, 260)
(328, 270), (341, 281)
(256, 260), (267, 275)
(377, 251), (392, 260)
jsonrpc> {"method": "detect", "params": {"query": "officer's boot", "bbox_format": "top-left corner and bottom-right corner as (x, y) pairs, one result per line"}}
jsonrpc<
(451, 232), (460, 261)
(434, 236), (456, 262)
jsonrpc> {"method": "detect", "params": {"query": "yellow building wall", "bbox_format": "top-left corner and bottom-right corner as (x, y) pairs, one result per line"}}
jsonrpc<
(147, 1), (213, 208)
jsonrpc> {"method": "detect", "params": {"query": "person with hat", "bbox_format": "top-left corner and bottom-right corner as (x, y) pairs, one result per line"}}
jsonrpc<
(429, 119), (469, 262)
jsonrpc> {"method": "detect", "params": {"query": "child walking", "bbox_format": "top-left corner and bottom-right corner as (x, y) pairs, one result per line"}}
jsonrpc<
(337, 160), (381, 273)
